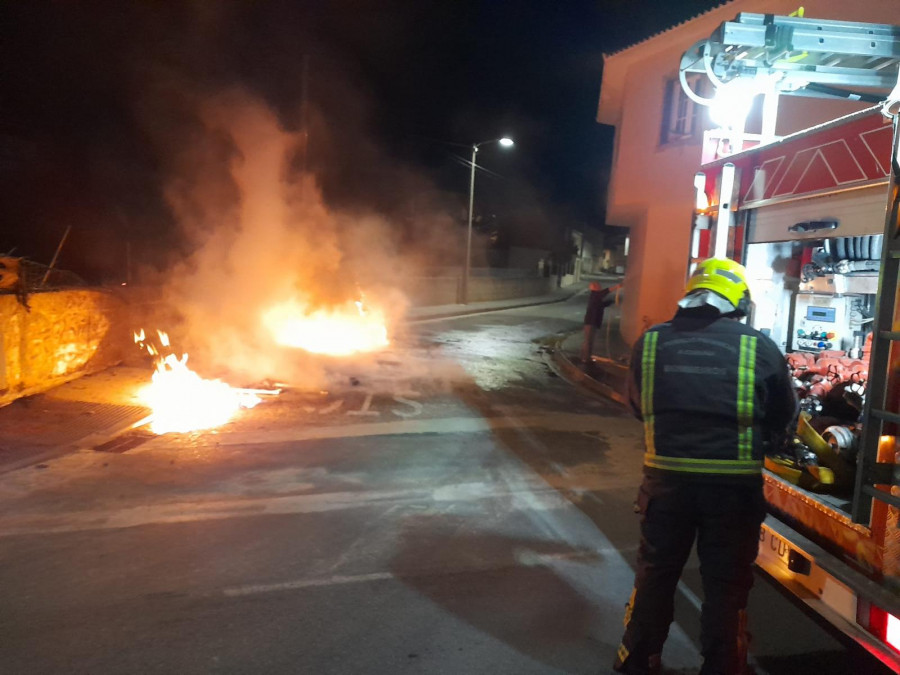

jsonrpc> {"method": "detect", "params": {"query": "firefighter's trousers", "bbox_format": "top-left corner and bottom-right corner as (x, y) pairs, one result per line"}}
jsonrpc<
(615, 473), (766, 675)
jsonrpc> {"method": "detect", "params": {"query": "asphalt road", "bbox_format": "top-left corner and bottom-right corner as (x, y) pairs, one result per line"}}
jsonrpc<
(0, 295), (889, 674)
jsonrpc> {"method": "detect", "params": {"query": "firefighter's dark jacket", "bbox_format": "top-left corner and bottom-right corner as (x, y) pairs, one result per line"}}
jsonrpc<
(626, 307), (797, 481)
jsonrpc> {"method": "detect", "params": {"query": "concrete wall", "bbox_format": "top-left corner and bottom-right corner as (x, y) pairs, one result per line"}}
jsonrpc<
(0, 289), (129, 406)
(508, 247), (550, 273)
(403, 276), (465, 306)
(598, 0), (899, 343)
(466, 276), (556, 303)
(403, 274), (556, 306)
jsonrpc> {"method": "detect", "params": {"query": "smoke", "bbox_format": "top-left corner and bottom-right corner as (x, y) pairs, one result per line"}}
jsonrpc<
(151, 90), (351, 383)
(110, 2), (476, 390)
(138, 84), (466, 390)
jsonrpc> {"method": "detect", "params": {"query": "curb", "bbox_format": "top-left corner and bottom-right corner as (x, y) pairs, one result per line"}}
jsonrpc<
(407, 290), (582, 323)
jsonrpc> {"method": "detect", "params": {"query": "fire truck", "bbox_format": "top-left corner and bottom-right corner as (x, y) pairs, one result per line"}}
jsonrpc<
(679, 12), (900, 668)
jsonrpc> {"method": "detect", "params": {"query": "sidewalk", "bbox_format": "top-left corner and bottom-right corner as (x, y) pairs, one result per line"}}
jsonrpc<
(406, 282), (584, 321)
(0, 367), (153, 473)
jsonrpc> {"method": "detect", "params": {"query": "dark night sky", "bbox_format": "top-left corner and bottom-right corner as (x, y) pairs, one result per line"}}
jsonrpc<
(0, 0), (724, 281)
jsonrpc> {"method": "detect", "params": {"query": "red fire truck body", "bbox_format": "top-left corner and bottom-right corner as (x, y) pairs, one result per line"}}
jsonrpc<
(691, 105), (900, 667)
(695, 107), (893, 268)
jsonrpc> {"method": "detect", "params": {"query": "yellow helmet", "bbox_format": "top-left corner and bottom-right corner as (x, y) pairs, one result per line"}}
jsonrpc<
(685, 257), (751, 314)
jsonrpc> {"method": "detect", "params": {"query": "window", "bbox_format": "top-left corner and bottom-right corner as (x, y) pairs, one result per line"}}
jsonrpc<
(660, 74), (705, 145)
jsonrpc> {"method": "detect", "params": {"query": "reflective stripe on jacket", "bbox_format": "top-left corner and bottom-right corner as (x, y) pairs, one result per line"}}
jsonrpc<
(627, 309), (797, 479)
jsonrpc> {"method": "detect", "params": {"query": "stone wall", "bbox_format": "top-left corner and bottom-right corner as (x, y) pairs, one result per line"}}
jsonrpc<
(0, 289), (130, 406)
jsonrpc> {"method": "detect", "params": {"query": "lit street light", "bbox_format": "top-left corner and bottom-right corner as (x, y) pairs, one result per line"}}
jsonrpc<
(463, 136), (514, 304)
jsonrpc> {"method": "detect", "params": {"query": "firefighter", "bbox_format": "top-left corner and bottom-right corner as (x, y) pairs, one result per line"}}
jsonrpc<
(581, 280), (621, 364)
(612, 257), (797, 675)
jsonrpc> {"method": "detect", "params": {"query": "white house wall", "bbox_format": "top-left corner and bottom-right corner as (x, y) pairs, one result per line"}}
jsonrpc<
(598, 0), (900, 343)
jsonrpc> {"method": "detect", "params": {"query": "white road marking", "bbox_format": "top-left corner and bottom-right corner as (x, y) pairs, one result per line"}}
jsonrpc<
(0, 481), (577, 537)
(224, 572), (396, 596)
(318, 400), (344, 415)
(222, 547), (635, 597)
(346, 393), (379, 416)
(168, 413), (635, 448)
(677, 579), (703, 612)
(391, 394), (423, 418)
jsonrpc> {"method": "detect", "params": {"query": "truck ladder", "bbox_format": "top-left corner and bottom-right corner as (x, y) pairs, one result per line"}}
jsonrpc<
(852, 111), (900, 523)
(681, 13), (900, 100)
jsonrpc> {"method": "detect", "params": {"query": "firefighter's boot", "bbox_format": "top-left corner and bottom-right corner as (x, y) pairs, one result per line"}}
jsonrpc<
(612, 649), (661, 675)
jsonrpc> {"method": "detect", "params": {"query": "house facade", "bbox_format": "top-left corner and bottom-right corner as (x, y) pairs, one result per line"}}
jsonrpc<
(598, 0), (899, 343)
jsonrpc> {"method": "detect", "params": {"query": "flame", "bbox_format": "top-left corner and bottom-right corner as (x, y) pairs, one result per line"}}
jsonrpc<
(134, 330), (261, 434)
(263, 296), (389, 356)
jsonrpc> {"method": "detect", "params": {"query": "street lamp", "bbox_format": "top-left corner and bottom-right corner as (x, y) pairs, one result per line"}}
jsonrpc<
(463, 136), (514, 304)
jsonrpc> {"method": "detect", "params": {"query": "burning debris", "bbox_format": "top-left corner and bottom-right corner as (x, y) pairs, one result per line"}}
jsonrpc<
(151, 91), (405, 388)
(134, 329), (263, 434)
(263, 294), (389, 356)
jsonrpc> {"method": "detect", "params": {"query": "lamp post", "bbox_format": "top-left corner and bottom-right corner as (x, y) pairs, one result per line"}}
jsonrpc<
(463, 136), (514, 304)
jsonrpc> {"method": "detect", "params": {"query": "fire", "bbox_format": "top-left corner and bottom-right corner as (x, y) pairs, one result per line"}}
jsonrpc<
(134, 329), (261, 434)
(263, 296), (389, 356)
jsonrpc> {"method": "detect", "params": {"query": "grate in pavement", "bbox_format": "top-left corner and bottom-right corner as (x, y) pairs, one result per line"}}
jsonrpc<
(94, 430), (155, 453)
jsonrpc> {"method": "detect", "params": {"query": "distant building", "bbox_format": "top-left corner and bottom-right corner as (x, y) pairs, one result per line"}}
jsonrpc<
(599, 226), (628, 274)
(597, 0), (899, 343)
